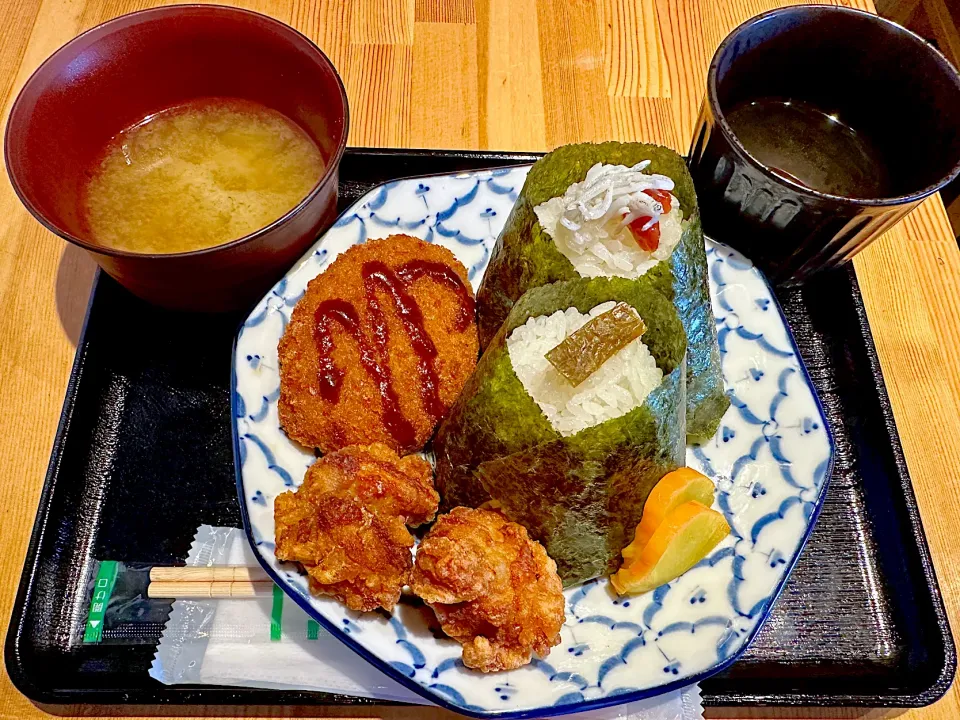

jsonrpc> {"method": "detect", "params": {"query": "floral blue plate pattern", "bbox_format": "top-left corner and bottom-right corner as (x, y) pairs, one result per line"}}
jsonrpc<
(232, 166), (834, 718)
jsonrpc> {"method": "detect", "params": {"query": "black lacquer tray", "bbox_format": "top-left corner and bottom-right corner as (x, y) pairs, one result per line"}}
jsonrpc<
(5, 149), (955, 709)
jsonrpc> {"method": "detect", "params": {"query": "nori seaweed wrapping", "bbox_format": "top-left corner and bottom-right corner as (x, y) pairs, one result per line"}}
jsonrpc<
(434, 276), (687, 585)
(476, 142), (728, 443)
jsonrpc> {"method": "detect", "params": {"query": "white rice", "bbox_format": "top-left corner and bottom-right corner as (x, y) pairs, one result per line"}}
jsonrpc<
(507, 301), (663, 437)
(534, 162), (683, 279)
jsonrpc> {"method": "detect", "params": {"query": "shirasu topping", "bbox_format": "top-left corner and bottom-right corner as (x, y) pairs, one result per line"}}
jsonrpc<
(534, 162), (682, 279)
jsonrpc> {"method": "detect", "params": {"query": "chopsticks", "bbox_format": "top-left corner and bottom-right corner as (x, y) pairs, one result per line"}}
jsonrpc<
(146, 566), (274, 599)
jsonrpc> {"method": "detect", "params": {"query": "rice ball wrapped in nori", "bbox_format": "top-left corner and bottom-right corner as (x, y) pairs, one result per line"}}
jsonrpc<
(434, 276), (687, 585)
(477, 142), (728, 444)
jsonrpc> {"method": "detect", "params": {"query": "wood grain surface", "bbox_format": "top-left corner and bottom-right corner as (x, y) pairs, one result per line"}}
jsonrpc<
(0, 0), (957, 719)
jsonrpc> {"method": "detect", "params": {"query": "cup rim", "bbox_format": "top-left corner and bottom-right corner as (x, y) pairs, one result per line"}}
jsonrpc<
(706, 4), (960, 207)
(4, 3), (351, 260)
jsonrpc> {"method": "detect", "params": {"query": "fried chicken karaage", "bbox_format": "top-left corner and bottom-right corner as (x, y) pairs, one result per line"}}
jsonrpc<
(411, 507), (566, 672)
(274, 443), (438, 612)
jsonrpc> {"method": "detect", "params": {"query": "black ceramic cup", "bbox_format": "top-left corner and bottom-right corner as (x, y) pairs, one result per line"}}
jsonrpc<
(688, 5), (960, 284)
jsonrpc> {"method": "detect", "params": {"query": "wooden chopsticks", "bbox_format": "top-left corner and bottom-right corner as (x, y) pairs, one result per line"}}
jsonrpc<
(146, 566), (274, 599)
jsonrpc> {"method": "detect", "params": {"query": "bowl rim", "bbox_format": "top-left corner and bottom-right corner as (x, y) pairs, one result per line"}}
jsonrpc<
(705, 4), (960, 208)
(4, 3), (350, 260)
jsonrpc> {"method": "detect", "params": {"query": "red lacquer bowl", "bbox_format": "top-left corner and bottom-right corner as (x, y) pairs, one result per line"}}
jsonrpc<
(5, 5), (349, 312)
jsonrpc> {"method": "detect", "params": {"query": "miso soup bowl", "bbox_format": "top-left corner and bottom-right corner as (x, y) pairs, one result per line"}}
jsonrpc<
(5, 5), (349, 312)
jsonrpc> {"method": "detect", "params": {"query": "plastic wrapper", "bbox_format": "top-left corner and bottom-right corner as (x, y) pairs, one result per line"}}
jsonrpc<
(435, 276), (686, 585)
(149, 526), (703, 718)
(476, 142), (728, 443)
(149, 525), (420, 702)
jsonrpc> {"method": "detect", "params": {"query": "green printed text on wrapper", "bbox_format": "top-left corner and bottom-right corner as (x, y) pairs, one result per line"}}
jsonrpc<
(83, 560), (119, 643)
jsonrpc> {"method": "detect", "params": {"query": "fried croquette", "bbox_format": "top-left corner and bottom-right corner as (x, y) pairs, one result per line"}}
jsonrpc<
(278, 235), (478, 455)
(411, 507), (566, 672)
(274, 443), (438, 612)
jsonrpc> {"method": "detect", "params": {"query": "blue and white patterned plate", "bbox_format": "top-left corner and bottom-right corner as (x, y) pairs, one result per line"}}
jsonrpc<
(232, 166), (834, 718)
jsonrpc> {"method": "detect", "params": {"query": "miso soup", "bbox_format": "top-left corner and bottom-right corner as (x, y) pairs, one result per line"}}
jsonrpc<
(82, 98), (325, 254)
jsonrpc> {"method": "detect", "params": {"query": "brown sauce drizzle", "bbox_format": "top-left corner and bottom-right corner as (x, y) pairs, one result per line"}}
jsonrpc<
(313, 299), (359, 402)
(313, 258), (474, 450)
(395, 259), (475, 331)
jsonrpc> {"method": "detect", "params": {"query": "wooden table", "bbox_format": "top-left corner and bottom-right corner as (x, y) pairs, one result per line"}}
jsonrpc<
(0, 0), (958, 718)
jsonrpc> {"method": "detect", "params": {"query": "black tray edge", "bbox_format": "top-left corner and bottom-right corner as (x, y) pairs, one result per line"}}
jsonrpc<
(5, 270), (100, 703)
(845, 268), (956, 704)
